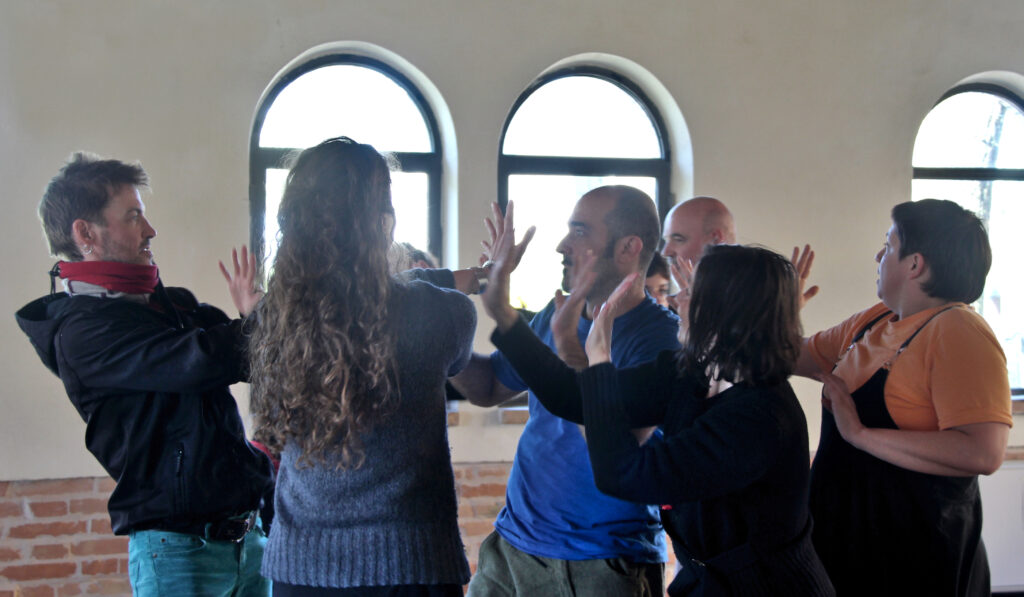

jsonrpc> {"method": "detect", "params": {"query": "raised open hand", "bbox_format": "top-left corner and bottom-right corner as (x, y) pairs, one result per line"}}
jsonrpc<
(219, 245), (263, 317)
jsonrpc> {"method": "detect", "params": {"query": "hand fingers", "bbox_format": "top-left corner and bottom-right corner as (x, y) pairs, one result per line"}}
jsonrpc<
(491, 202), (504, 236)
(515, 225), (536, 262)
(484, 217), (497, 246)
(230, 247), (241, 274)
(241, 245), (251, 274)
(554, 289), (566, 310)
(503, 200), (514, 235)
(792, 244), (815, 277)
(218, 261), (231, 282)
(803, 285), (820, 301)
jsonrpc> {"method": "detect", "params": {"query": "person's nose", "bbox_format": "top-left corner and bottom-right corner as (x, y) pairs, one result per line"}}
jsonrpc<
(556, 234), (571, 256)
(142, 217), (157, 239)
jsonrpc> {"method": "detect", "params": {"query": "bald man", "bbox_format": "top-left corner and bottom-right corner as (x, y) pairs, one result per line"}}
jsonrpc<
(661, 196), (736, 267)
(660, 196), (817, 315)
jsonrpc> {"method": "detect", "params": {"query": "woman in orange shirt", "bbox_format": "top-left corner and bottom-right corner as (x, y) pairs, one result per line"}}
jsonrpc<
(797, 199), (1013, 596)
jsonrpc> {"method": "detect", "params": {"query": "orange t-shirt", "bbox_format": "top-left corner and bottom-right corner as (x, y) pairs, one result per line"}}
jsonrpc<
(806, 302), (1013, 431)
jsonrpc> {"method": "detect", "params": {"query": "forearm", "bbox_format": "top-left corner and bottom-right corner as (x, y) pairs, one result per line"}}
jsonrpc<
(581, 363), (775, 504)
(491, 317), (586, 423)
(448, 353), (518, 407)
(793, 338), (824, 378)
(848, 422), (1009, 476)
(553, 332), (589, 370)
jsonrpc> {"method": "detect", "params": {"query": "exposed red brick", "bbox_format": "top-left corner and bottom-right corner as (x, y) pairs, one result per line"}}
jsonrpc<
(469, 465), (512, 479)
(9, 521), (87, 539)
(31, 544), (70, 560)
(118, 557), (129, 574)
(83, 578), (131, 595)
(94, 478), (116, 493)
(457, 483), (505, 498)
(0, 501), (23, 518)
(0, 481), (10, 496)
(69, 499), (106, 515)
(19, 585), (56, 597)
(0, 590), (13, 597)
(81, 558), (120, 575)
(57, 583), (84, 597)
(470, 501), (504, 518)
(10, 479), (94, 497)
(69, 537), (127, 557)
(0, 561), (76, 581)
(458, 520), (495, 537)
(29, 501), (69, 518)
(0, 547), (20, 562)
(88, 518), (112, 535)
(22, 586), (56, 597)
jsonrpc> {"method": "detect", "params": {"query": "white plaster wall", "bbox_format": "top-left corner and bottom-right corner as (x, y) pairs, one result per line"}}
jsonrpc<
(1, 0), (1023, 480)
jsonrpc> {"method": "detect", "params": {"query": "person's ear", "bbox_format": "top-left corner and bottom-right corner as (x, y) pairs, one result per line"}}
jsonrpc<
(71, 219), (95, 246)
(907, 253), (929, 280)
(617, 235), (643, 262)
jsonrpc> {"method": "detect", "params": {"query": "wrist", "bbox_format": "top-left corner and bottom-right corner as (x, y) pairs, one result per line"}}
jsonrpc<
(494, 306), (519, 332)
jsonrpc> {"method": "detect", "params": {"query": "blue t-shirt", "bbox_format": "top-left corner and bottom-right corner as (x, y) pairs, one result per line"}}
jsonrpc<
(490, 295), (681, 562)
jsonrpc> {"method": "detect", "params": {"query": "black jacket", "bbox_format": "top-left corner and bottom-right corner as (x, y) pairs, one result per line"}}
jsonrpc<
(15, 285), (274, 535)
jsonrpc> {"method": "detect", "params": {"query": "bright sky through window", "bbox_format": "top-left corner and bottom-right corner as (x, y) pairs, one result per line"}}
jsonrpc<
(913, 90), (1024, 389)
(503, 76), (660, 158)
(257, 63), (433, 268)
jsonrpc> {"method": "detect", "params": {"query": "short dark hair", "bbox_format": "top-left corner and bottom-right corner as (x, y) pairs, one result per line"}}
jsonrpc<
(891, 199), (991, 303)
(646, 251), (669, 280)
(598, 185), (661, 271)
(39, 152), (148, 261)
(682, 245), (801, 387)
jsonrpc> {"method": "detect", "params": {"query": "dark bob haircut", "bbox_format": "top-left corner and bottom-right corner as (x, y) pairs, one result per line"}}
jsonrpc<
(681, 245), (802, 387)
(891, 199), (991, 304)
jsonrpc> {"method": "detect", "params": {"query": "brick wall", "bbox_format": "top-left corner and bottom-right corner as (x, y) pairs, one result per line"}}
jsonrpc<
(0, 477), (129, 597)
(1, 464), (675, 596)
(0, 463), (512, 597)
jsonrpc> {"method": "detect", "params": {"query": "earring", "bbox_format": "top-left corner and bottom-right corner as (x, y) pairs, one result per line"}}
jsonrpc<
(81, 245), (93, 255)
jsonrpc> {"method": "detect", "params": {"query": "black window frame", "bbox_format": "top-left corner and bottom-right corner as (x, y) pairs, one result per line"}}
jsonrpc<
(249, 54), (445, 264)
(912, 81), (1024, 396)
(497, 66), (674, 224)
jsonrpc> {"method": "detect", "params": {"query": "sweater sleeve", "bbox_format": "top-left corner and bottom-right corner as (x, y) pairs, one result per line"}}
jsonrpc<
(396, 268), (456, 289)
(581, 363), (786, 505)
(491, 318), (676, 427)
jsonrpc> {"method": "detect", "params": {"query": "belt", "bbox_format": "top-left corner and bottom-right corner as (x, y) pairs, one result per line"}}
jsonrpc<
(179, 511), (258, 543)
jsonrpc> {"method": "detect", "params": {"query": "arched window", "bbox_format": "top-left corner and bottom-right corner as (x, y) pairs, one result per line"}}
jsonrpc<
(912, 82), (1024, 393)
(250, 54), (443, 269)
(498, 67), (673, 311)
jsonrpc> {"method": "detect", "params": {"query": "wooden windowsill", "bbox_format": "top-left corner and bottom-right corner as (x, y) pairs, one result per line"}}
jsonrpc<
(498, 406), (529, 425)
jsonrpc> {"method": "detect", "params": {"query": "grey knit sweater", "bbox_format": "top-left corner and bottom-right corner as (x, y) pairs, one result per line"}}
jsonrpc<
(262, 278), (475, 588)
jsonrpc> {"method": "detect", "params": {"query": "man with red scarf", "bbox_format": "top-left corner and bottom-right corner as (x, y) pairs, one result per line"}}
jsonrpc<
(15, 152), (274, 596)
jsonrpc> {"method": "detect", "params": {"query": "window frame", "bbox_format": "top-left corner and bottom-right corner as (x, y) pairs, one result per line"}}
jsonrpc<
(912, 81), (1024, 396)
(912, 83), (1024, 184)
(249, 54), (445, 263)
(497, 66), (674, 223)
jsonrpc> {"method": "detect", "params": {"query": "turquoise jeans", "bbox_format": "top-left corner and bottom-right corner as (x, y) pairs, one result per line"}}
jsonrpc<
(128, 524), (270, 597)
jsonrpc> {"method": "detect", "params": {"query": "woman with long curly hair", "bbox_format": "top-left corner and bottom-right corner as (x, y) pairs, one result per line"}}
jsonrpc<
(474, 205), (834, 596)
(250, 137), (476, 597)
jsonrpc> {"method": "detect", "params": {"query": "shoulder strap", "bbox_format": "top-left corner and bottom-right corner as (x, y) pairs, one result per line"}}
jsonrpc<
(884, 305), (959, 368)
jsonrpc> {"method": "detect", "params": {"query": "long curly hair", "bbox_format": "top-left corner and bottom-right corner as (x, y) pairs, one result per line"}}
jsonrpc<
(680, 245), (802, 387)
(249, 137), (400, 469)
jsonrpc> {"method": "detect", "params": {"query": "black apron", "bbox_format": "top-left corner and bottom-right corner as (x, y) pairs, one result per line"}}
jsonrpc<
(809, 308), (989, 596)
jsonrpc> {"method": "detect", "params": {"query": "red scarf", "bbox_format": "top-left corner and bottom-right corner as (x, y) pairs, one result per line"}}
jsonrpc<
(59, 261), (160, 295)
